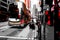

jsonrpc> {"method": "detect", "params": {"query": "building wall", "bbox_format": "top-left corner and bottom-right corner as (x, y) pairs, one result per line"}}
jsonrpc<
(30, 0), (40, 17)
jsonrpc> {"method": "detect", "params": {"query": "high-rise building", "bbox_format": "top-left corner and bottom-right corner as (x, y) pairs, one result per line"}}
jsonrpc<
(0, 0), (8, 11)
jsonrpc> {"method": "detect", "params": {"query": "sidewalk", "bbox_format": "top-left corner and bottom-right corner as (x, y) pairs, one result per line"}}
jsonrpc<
(45, 25), (54, 40)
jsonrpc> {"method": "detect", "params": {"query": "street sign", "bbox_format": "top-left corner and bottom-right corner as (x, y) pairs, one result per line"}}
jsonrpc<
(16, 0), (19, 2)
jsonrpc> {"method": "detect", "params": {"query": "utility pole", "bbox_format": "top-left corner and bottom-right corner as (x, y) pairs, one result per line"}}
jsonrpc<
(41, 0), (46, 40)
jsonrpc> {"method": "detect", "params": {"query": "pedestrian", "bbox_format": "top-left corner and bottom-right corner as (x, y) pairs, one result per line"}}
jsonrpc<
(29, 20), (35, 30)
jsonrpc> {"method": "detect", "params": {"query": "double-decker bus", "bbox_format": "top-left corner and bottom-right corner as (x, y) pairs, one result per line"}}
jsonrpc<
(8, 2), (31, 27)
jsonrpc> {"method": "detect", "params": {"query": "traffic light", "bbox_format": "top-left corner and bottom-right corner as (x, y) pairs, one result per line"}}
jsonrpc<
(47, 14), (51, 25)
(45, 6), (53, 26)
(45, 7), (51, 25)
(47, 20), (51, 25)
(45, 10), (49, 15)
(58, 8), (60, 19)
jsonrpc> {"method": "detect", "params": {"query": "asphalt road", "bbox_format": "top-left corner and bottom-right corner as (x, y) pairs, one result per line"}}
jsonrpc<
(0, 22), (54, 40)
(0, 22), (38, 40)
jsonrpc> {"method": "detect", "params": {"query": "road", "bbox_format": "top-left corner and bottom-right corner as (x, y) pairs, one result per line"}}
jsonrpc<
(0, 21), (54, 40)
(0, 21), (38, 40)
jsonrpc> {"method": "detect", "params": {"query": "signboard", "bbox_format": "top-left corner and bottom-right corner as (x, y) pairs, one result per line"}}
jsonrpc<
(16, 0), (19, 2)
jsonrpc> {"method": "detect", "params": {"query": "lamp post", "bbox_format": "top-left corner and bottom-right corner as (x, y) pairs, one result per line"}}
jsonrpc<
(42, 0), (46, 40)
